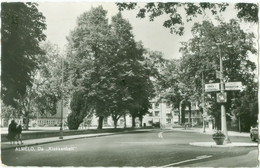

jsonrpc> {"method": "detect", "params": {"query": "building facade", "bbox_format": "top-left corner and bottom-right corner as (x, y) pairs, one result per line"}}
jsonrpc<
(142, 99), (202, 127)
(36, 101), (69, 127)
(2, 98), (203, 129)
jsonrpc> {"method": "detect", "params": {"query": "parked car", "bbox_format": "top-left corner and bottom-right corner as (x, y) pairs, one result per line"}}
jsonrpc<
(250, 126), (258, 141)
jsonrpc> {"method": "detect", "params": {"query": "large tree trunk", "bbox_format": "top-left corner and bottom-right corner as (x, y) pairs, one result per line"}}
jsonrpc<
(139, 116), (143, 127)
(188, 103), (191, 126)
(123, 114), (127, 128)
(97, 116), (104, 130)
(113, 119), (118, 129)
(132, 115), (136, 128)
(181, 107), (185, 125)
(177, 107), (180, 125)
(112, 115), (118, 129)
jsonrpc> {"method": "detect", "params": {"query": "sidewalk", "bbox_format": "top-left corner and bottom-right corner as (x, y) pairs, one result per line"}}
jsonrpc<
(171, 127), (250, 137)
(1, 129), (153, 150)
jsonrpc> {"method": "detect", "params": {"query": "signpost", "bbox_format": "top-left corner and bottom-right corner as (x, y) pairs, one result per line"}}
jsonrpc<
(205, 83), (220, 92)
(225, 82), (242, 91)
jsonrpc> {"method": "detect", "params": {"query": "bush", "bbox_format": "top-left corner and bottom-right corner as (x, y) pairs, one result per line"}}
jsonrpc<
(152, 122), (160, 128)
(67, 113), (82, 130)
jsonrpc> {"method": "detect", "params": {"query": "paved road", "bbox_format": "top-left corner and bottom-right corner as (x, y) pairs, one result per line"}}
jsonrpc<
(2, 130), (257, 167)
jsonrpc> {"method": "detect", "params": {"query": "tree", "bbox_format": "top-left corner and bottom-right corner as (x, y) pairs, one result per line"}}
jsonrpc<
(116, 2), (258, 35)
(66, 6), (112, 129)
(67, 9), (156, 129)
(12, 42), (65, 130)
(145, 52), (185, 124)
(108, 13), (155, 128)
(179, 19), (257, 129)
(1, 102), (18, 126)
(235, 3), (258, 23)
(33, 42), (64, 118)
(231, 82), (258, 131)
(68, 91), (93, 130)
(1, 2), (46, 107)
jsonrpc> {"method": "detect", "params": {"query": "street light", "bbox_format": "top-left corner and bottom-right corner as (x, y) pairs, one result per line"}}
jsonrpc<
(160, 99), (163, 130)
(215, 42), (231, 144)
(59, 54), (64, 139)
(201, 72), (206, 133)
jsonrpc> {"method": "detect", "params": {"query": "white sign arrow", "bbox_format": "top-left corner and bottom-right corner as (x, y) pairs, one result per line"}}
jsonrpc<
(225, 82), (242, 91)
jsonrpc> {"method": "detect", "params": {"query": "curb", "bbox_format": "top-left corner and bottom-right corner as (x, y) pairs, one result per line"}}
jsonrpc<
(1, 129), (153, 150)
(171, 128), (250, 137)
(189, 142), (258, 148)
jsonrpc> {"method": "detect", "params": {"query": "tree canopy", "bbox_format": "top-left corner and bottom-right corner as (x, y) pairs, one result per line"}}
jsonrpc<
(179, 19), (257, 130)
(1, 2), (46, 107)
(66, 7), (155, 129)
(117, 2), (258, 35)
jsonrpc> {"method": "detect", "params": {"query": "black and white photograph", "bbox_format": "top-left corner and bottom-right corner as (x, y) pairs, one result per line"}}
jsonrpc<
(1, 1), (259, 167)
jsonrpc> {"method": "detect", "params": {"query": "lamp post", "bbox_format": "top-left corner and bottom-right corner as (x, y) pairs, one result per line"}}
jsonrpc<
(216, 43), (231, 144)
(201, 72), (206, 133)
(59, 56), (64, 139)
(160, 100), (163, 130)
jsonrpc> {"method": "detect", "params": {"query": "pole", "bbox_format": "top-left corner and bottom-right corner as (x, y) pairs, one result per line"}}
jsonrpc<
(202, 72), (206, 133)
(239, 117), (241, 133)
(160, 100), (163, 130)
(59, 57), (64, 139)
(217, 44), (231, 144)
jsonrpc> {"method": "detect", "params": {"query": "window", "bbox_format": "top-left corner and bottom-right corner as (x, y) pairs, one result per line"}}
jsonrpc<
(155, 111), (159, 116)
(155, 103), (160, 109)
(149, 112), (153, 116)
(104, 118), (108, 125)
(120, 119), (124, 125)
(166, 113), (172, 118)
(166, 119), (171, 123)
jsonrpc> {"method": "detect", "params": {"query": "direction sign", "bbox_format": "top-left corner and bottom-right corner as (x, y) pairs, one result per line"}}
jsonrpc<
(205, 83), (220, 92)
(217, 92), (227, 103)
(225, 82), (242, 91)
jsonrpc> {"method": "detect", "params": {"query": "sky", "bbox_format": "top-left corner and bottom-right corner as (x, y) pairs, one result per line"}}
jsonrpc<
(37, 2), (258, 60)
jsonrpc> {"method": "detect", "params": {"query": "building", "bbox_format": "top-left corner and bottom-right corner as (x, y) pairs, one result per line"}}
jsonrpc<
(36, 101), (69, 127)
(142, 99), (177, 127)
(1, 98), (202, 129)
(142, 99), (202, 127)
(69, 98), (203, 128)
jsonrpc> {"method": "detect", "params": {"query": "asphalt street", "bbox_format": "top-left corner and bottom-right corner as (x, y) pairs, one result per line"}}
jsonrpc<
(1, 130), (257, 167)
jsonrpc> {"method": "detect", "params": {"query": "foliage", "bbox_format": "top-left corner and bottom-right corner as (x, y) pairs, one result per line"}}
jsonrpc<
(33, 42), (64, 117)
(68, 91), (93, 130)
(117, 2), (258, 35)
(1, 2), (46, 107)
(66, 6), (112, 129)
(179, 19), (258, 130)
(230, 81), (258, 131)
(235, 3), (258, 23)
(66, 8), (155, 129)
(212, 130), (225, 138)
(1, 102), (18, 120)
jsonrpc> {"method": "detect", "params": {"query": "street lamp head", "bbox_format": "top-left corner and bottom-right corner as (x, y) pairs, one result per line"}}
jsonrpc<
(227, 44), (233, 48)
